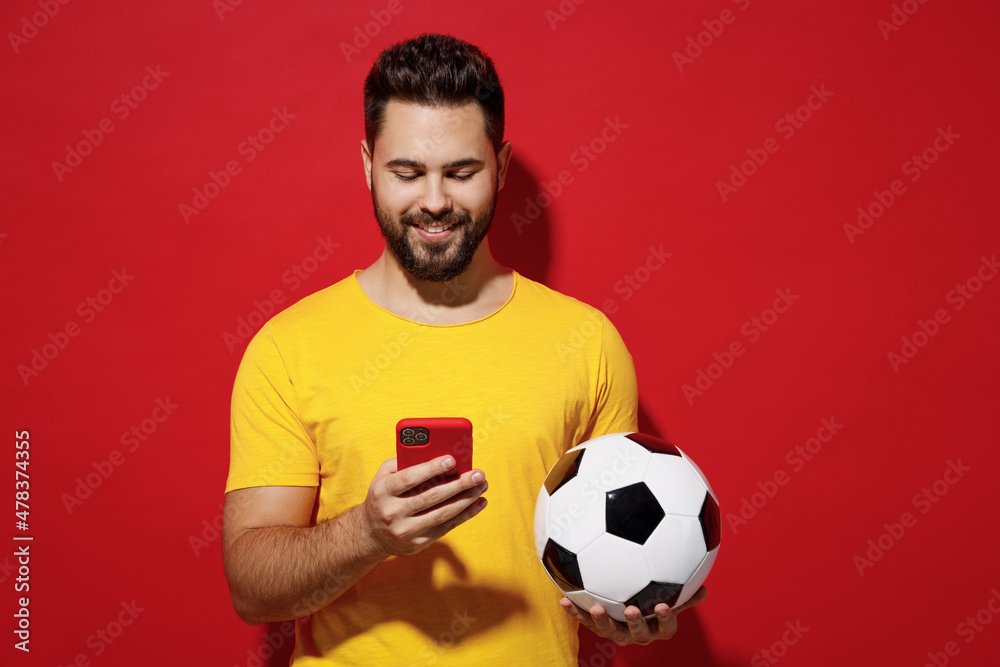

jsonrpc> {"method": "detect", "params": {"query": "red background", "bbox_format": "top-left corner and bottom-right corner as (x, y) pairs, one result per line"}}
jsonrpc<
(3, 0), (999, 665)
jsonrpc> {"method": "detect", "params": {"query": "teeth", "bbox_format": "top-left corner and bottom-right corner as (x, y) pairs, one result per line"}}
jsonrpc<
(418, 223), (454, 233)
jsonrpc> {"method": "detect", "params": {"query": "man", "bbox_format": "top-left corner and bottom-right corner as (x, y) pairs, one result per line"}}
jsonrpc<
(222, 33), (704, 666)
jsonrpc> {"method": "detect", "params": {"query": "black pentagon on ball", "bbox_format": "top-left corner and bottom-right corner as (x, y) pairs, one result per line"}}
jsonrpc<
(625, 432), (681, 456)
(605, 482), (665, 545)
(699, 492), (721, 551)
(542, 539), (584, 591)
(625, 581), (684, 616)
(544, 447), (587, 495)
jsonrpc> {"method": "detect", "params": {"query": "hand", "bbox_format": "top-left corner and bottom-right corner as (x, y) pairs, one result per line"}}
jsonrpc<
(363, 455), (488, 557)
(559, 585), (707, 646)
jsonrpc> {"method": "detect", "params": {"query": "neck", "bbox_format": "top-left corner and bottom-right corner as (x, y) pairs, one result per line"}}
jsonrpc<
(358, 237), (513, 324)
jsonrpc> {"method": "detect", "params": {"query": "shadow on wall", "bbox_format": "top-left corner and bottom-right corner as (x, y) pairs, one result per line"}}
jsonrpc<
(578, 608), (743, 667)
(490, 155), (553, 285)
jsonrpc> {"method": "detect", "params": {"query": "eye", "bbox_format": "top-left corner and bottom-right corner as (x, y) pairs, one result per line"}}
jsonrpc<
(394, 173), (419, 182)
(448, 172), (475, 181)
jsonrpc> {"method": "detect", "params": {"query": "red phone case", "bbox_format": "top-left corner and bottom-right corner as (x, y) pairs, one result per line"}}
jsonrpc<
(396, 417), (473, 475)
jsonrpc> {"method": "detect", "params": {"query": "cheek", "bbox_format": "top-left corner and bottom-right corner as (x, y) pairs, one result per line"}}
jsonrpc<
(375, 176), (414, 211)
(461, 178), (496, 209)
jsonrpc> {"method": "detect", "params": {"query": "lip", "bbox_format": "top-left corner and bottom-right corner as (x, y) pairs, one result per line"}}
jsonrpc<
(412, 222), (459, 242)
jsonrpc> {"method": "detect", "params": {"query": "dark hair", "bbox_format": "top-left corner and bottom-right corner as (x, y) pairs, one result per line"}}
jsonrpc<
(363, 33), (505, 154)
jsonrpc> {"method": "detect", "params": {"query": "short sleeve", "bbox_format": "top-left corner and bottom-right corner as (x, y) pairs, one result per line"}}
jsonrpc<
(584, 313), (639, 439)
(226, 323), (320, 493)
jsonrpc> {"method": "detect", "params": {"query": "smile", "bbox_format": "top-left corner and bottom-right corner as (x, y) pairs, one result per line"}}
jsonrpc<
(415, 223), (455, 233)
(415, 222), (457, 234)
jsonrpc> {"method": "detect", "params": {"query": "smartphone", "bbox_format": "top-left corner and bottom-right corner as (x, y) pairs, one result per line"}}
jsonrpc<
(396, 417), (473, 476)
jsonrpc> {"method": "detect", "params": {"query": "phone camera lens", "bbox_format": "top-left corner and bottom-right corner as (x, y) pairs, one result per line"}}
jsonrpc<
(402, 428), (415, 437)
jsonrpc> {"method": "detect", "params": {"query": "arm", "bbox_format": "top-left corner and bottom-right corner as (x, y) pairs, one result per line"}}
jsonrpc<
(222, 484), (377, 625)
(222, 455), (488, 625)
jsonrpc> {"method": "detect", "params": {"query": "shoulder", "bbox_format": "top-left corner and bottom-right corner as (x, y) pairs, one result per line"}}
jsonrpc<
(236, 272), (363, 367)
(508, 273), (631, 358)
(512, 272), (609, 324)
(261, 272), (362, 335)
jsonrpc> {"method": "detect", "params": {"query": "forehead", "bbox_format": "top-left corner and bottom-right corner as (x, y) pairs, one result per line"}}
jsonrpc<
(376, 100), (491, 164)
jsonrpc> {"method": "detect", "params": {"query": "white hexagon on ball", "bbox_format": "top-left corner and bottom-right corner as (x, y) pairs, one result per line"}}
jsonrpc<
(573, 438), (651, 495)
(543, 474), (607, 553)
(577, 533), (650, 603)
(643, 451), (708, 518)
(644, 514), (708, 584)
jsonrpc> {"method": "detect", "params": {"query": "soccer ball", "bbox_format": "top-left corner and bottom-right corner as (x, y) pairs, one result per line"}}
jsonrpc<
(533, 432), (720, 622)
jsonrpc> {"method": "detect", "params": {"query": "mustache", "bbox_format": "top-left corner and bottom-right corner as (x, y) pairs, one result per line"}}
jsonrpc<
(400, 210), (472, 226)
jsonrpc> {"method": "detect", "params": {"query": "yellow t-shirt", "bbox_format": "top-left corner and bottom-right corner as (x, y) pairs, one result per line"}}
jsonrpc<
(227, 269), (638, 666)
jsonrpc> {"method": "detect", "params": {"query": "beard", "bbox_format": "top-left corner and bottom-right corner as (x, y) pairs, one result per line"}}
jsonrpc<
(371, 179), (498, 282)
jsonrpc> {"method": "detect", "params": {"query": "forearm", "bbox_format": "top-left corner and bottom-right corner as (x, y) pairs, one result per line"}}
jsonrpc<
(225, 504), (386, 625)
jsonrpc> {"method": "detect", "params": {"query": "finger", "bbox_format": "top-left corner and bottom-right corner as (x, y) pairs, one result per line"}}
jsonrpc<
(651, 604), (679, 640)
(559, 597), (590, 624)
(416, 476), (487, 514)
(623, 605), (653, 644)
(386, 455), (462, 495)
(590, 604), (629, 645)
(404, 469), (486, 515)
(559, 597), (590, 623)
(413, 483), (487, 539)
(673, 586), (708, 614)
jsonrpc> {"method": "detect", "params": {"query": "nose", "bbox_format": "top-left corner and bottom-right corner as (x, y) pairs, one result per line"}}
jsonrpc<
(418, 176), (452, 218)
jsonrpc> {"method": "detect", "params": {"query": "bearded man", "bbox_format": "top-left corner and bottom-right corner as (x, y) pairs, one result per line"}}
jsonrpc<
(222, 32), (704, 667)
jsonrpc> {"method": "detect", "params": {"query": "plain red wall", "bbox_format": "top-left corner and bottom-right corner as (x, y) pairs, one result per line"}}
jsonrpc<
(3, 0), (999, 665)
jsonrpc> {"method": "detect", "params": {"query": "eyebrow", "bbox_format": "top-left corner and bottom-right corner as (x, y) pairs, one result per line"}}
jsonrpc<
(384, 158), (485, 169)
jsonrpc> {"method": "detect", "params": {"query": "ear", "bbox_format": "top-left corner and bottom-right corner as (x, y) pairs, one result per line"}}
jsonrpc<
(495, 140), (512, 191)
(361, 139), (373, 192)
